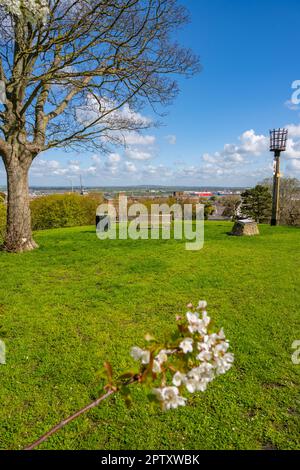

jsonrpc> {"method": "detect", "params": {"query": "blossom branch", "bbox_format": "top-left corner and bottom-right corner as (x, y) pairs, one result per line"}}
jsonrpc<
(24, 375), (141, 450)
(23, 300), (234, 449)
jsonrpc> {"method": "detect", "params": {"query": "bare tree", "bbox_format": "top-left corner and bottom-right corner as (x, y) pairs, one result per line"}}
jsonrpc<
(261, 177), (300, 226)
(0, 0), (199, 252)
(221, 195), (241, 219)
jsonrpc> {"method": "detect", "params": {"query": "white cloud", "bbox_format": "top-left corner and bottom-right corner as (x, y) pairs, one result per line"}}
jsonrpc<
(165, 134), (177, 145)
(107, 153), (121, 164)
(286, 124), (300, 138)
(238, 130), (268, 155)
(125, 148), (154, 161)
(104, 153), (121, 175)
(142, 164), (174, 180)
(91, 155), (101, 164)
(124, 132), (156, 146)
(124, 161), (137, 173)
(31, 156), (101, 180)
(77, 94), (151, 130)
(282, 124), (300, 159)
(285, 99), (300, 111)
(286, 159), (300, 172)
(198, 124), (300, 182)
(196, 128), (271, 182)
(25, 122), (300, 187)
(76, 94), (156, 163)
(201, 129), (268, 170)
(285, 139), (300, 159)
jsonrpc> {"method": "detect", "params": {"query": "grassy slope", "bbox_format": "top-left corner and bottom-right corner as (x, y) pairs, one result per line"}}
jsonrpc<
(0, 222), (299, 450)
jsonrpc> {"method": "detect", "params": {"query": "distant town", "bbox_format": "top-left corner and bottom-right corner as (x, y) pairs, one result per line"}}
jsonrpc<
(0, 185), (245, 199)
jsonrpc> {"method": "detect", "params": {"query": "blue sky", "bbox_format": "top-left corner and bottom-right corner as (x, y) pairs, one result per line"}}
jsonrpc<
(2, 0), (300, 187)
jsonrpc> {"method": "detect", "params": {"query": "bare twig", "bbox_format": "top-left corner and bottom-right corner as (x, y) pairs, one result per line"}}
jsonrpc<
(24, 374), (140, 450)
(24, 389), (115, 450)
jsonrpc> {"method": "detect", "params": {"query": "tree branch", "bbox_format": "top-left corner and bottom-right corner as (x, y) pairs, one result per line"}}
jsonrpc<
(24, 375), (140, 450)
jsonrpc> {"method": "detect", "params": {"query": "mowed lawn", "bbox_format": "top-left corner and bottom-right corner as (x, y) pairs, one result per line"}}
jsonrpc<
(0, 222), (299, 450)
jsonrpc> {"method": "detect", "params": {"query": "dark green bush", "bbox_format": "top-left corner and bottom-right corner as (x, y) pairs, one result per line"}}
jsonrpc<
(30, 193), (103, 230)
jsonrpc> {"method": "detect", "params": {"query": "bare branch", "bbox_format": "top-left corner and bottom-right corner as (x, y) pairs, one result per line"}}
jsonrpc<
(0, 0), (200, 153)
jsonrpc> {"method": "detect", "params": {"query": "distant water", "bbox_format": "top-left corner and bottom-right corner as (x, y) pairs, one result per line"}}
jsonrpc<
(34, 185), (246, 192)
(0, 185), (247, 195)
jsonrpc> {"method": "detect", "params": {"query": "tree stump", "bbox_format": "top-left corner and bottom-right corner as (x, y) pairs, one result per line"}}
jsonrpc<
(230, 219), (259, 236)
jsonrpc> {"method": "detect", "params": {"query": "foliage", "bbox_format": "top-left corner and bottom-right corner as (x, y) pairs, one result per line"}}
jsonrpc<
(129, 197), (177, 214)
(261, 177), (300, 226)
(222, 195), (242, 219)
(30, 193), (103, 230)
(126, 197), (214, 221)
(0, 222), (299, 449)
(203, 202), (215, 220)
(240, 185), (272, 223)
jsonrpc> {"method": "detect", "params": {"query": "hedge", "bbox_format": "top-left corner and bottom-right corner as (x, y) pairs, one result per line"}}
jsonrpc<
(0, 193), (104, 238)
(30, 193), (103, 230)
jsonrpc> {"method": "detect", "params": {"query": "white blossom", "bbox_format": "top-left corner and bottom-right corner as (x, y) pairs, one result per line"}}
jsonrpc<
(202, 310), (211, 327)
(196, 343), (212, 362)
(179, 337), (194, 354)
(153, 386), (187, 410)
(186, 312), (207, 335)
(213, 353), (234, 375)
(0, 0), (50, 24)
(184, 363), (215, 393)
(156, 350), (169, 364)
(213, 341), (230, 355)
(217, 328), (226, 340)
(197, 300), (207, 310)
(152, 349), (170, 373)
(152, 360), (162, 374)
(130, 346), (150, 365)
(131, 299), (234, 409)
(172, 371), (185, 387)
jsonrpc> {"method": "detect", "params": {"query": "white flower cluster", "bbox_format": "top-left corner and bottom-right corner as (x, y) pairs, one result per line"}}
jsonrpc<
(131, 347), (172, 374)
(0, 0), (49, 23)
(130, 300), (234, 411)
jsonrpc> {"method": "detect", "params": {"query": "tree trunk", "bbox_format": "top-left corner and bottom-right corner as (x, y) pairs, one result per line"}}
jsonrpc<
(3, 161), (38, 253)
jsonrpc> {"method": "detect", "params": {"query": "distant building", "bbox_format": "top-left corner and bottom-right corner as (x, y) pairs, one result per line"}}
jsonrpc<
(194, 192), (213, 198)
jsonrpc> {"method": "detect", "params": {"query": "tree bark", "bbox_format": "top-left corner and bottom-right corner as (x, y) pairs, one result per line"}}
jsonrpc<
(3, 160), (38, 253)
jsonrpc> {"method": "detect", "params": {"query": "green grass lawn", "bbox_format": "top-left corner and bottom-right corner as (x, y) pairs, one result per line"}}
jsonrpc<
(0, 222), (299, 450)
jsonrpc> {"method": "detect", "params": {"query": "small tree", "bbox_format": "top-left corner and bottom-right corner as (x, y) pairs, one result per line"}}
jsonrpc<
(204, 201), (214, 220)
(0, 0), (199, 252)
(240, 185), (272, 223)
(221, 195), (241, 219)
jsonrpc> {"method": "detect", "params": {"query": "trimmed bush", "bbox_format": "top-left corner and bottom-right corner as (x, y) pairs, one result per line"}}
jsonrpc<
(30, 193), (103, 230)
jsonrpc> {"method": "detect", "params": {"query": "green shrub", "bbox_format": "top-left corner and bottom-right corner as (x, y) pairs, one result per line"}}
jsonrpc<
(30, 193), (103, 230)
